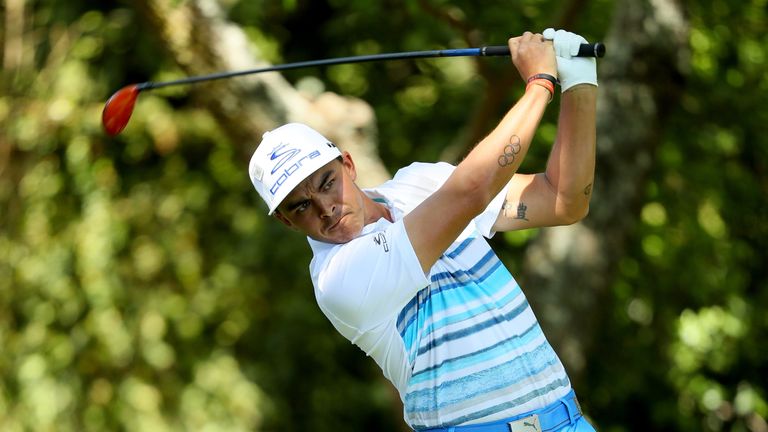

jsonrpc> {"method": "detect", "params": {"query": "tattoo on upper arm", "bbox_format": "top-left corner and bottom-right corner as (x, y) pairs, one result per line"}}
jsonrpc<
(515, 202), (529, 220)
(584, 183), (593, 196)
(502, 199), (529, 221)
(498, 135), (522, 167)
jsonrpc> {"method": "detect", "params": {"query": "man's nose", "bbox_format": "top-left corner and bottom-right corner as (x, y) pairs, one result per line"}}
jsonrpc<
(317, 197), (336, 218)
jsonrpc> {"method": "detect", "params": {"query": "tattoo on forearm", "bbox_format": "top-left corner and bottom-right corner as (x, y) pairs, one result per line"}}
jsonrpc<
(584, 183), (593, 196)
(503, 200), (529, 221)
(498, 135), (522, 167)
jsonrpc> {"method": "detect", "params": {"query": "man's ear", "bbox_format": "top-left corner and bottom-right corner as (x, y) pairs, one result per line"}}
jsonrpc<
(341, 151), (357, 182)
(273, 210), (297, 230)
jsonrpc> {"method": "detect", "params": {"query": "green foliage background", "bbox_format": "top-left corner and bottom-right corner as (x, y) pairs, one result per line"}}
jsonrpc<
(0, 0), (766, 431)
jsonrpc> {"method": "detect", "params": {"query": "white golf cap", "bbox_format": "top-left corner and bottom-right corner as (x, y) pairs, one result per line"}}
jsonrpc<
(248, 123), (342, 215)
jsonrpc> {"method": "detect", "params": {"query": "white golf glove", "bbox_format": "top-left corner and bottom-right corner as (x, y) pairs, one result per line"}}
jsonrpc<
(543, 28), (598, 92)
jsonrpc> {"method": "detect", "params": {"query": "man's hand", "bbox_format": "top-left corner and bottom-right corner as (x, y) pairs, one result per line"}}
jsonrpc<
(543, 28), (598, 92)
(508, 32), (557, 82)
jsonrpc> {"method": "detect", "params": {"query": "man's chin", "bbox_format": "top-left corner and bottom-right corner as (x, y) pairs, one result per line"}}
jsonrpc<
(314, 226), (362, 244)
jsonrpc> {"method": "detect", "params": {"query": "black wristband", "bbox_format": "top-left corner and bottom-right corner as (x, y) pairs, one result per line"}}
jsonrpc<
(527, 73), (559, 87)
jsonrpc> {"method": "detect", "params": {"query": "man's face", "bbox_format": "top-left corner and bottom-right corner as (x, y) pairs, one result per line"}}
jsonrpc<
(274, 152), (366, 244)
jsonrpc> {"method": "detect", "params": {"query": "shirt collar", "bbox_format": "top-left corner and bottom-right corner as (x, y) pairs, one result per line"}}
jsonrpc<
(307, 190), (400, 252)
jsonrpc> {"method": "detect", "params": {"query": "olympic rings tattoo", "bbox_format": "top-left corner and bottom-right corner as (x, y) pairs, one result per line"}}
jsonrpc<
(498, 135), (522, 167)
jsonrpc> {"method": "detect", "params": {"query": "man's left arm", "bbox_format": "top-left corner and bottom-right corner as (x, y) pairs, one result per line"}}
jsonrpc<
(492, 29), (597, 232)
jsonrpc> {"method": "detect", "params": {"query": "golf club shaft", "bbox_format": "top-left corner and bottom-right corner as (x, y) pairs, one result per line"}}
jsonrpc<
(138, 43), (605, 91)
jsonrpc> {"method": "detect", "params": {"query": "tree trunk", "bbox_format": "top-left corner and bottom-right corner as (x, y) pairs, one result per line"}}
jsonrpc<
(520, 0), (690, 386)
(133, 0), (391, 187)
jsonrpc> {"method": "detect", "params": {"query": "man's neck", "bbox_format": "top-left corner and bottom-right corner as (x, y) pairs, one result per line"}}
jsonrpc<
(363, 193), (393, 225)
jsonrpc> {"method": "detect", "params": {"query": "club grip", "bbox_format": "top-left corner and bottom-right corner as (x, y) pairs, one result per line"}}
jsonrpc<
(577, 42), (606, 58)
(482, 42), (605, 58)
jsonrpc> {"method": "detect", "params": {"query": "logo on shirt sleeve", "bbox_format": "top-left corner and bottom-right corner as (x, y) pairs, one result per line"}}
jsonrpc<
(373, 232), (390, 252)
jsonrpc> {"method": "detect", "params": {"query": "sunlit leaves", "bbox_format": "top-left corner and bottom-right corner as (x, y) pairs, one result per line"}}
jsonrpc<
(327, 63), (369, 96)
(502, 228), (539, 247)
(395, 76), (439, 115)
(667, 302), (764, 428)
(641, 202), (667, 227)
(2, 0), (766, 431)
(697, 199), (727, 239)
(673, 305), (746, 373)
(0, 2), (275, 430)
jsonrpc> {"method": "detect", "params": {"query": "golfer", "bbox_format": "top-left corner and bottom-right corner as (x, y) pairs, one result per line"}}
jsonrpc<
(249, 29), (598, 432)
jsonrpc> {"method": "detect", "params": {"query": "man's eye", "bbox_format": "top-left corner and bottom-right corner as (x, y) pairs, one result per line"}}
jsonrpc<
(296, 202), (309, 212)
(323, 179), (335, 191)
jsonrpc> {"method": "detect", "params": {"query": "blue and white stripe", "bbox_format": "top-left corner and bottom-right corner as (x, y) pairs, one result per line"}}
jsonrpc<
(399, 235), (571, 429)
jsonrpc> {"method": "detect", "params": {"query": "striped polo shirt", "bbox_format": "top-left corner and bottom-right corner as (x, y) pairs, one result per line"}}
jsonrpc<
(308, 162), (571, 430)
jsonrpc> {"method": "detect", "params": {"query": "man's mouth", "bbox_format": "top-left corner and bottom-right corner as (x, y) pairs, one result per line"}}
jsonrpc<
(327, 213), (346, 232)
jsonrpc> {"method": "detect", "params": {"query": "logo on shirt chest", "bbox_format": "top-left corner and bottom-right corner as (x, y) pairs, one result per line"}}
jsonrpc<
(373, 232), (390, 252)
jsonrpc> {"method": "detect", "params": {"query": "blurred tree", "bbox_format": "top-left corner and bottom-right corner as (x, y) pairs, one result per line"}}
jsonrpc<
(0, 0), (766, 431)
(133, 0), (391, 188)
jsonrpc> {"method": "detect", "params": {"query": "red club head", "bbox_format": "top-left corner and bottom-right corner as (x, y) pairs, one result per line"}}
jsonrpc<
(102, 84), (141, 136)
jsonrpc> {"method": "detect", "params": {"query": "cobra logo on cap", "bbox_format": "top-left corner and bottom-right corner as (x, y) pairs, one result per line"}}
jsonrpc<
(268, 147), (322, 196)
(269, 143), (301, 174)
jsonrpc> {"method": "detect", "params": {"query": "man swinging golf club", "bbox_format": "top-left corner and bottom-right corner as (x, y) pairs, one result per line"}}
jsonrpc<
(248, 28), (598, 432)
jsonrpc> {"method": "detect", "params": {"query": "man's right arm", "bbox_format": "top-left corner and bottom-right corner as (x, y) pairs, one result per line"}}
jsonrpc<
(403, 32), (557, 273)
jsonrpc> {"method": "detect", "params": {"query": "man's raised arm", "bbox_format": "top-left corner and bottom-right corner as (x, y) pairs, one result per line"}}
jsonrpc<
(493, 29), (598, 232)
(542, 29), (598, 221)
(403, 32), (558, 272)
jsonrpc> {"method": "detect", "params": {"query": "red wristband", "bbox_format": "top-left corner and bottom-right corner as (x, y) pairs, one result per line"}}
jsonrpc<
(527, 73), (559, 87)
(526, 73), (557, 102)
(526, 79), (554, 102)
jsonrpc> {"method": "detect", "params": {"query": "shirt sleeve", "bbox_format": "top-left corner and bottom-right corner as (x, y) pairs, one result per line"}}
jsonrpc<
(392, 162), (510, 238)
(474, 185), (509, 238)
(312, 219), (430, 335)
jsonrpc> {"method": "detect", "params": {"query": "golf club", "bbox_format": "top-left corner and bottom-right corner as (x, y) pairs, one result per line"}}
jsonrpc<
(102, 42), (605, 136)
